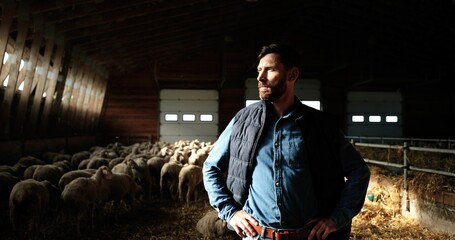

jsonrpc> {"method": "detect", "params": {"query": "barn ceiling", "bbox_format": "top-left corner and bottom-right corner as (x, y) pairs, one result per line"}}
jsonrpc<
(4, 0), (455, 89)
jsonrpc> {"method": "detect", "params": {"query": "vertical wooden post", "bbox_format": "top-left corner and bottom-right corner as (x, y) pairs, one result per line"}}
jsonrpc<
(66, 57), (86, 133)
(0, 0), (16, 74)
(92, 74), (108, 131)
(0, 2), (29, 137)
(40, 40), (64, 134)
(80, 69), (96, 132)
(15, 16), (44, 135)
(27, 25), (55, 135)
(60, 48), (82, 133)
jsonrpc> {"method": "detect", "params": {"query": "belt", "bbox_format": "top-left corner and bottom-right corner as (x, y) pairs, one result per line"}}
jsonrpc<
(252, 224), (313, 240)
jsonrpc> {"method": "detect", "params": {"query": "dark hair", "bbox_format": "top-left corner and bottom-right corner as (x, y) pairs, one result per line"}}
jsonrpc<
(257, 43), (300, 69)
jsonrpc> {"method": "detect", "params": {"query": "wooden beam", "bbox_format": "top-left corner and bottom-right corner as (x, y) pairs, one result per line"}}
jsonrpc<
(0, 0), (16, 74)
(40, 42), (64, 134)
(15, 23), (43, 135)
(27, 25), (55, 135)
(0, 1), (30, 137)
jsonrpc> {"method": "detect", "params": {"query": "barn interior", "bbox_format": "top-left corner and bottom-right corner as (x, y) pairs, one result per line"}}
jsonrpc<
(0, 0), (454, 239)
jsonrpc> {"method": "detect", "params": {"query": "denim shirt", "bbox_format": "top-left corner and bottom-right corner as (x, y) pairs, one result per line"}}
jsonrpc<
(243, 105), (318, 229)
(203, 101), (370, 230)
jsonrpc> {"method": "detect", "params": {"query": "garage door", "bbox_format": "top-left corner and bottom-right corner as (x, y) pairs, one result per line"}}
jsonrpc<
(159, 89), (218, 143)
(346, 91), (403, 137)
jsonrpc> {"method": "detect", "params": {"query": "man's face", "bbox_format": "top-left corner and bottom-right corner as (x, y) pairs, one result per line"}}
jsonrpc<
(257, 53), (288, 102)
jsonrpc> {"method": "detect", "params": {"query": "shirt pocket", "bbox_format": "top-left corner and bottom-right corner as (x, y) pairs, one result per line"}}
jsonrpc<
(288, 140), (305, 168)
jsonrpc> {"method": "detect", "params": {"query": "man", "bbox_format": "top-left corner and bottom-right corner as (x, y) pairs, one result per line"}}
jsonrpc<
(203, 43), (370, 240)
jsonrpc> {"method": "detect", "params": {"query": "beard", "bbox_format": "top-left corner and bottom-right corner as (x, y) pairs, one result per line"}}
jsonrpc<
(258, 76), (287, 102)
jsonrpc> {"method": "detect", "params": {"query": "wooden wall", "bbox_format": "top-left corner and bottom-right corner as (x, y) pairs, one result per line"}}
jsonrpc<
(99, 69), (159, 144)
(0, 0), (108, 159)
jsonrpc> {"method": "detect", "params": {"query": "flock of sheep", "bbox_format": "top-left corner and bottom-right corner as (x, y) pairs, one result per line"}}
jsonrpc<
(0, 139), (229, 239)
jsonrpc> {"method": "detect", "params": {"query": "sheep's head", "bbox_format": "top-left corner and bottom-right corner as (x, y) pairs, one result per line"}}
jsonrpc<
(95, 166), (113, 180)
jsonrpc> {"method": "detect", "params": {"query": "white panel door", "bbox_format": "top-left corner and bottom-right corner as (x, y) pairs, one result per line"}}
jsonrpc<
(346, 91), (403, 137)
(159, 89), (218, 143)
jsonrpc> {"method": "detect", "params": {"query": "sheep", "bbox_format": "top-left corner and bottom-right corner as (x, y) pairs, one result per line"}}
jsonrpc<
(107, 173), (143, 217)
(0, 172), (21, 227)
(111, 158), (138, 178)
(178, 164), (203, 205)
(53, 153), (72, 163)
(0, 163), (27, 179)
(132, 157), (153, 201)
(61, 166), (113, 236)
(58, 169), (96, 191)
(23, 165), (41, 179)
(9, 179), (60, 240)
(196, 210), (229, 238)
(147, 156), (167, 193)
(53, 159), (73, 173)
(86, 157), (109, 170)
(108, 157), (125, 169)
(32, 164), (65, 187)
(71, 151), (91, 168)
(17, 156), (45, 167)
(160, 161), (183, 200)
(78, 158), (91, 169)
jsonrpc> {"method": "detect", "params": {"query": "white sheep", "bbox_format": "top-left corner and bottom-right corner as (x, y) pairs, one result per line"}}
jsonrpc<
(61, 166), (113, 236)
(111, 158), (138, 178)
(178, 164), (203, 205)
(196, 210), (229, 238)
(108, 157), (125, 169)
(160, 161), (183, 200)
(9, 179), (52, 239)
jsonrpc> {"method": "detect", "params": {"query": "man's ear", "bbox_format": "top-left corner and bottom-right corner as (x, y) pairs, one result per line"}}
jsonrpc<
(288, 67), (299, 81)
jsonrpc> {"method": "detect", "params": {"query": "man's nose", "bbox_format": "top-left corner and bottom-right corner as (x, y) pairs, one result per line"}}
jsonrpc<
(257, 71), (266, 82)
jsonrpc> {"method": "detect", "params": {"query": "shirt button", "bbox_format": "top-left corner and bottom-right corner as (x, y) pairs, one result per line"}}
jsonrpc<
(275, 181), (280, 186)
(275, 161), (279, 167)
(274, 142), (278, 147)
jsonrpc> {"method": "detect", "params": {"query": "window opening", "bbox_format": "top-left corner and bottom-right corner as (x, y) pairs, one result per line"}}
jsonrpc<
(386, 116), (398, 123)
(200, 114), (213, 122)
(352, 115), (364, 122)
(369, 115), (381, 123)
(165, 114), (178, 121)
(183, 114), (196, 122)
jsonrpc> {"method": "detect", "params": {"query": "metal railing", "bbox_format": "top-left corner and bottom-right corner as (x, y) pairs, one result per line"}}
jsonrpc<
(350, 139), (455, 211)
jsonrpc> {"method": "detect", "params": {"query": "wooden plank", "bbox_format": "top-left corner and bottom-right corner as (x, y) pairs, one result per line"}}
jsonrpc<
(0, 2), (30, 137)
(92, 76), (108, 131)
(40, 42), (64, 133)
(27, 27), (55, 135)
(0, 0), (16, 74)
(15, 26), (43, 134)
(79, 69), (96, 130)
(74, 65), (93, 129)
(60, 48), (82, 127)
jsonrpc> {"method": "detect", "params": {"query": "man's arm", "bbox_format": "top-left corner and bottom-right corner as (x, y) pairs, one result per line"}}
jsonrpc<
(203, 119), (241, 221)
(330, 132), (371, 229)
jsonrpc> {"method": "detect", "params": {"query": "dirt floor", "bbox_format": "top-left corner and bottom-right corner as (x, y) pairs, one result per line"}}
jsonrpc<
(1, 188), (453, 240)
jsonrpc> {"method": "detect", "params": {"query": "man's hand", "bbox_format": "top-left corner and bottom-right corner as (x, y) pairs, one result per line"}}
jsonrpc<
(307, 218), (336, 240)
(228, 210), (259, 238)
